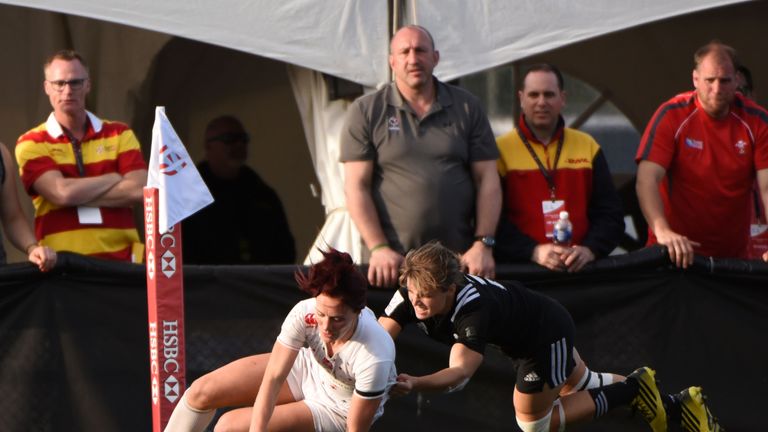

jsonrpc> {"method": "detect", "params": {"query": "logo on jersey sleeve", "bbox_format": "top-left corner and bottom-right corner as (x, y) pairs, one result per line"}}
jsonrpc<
(384, 291), (406, 316)
(304, 313), (317, 327)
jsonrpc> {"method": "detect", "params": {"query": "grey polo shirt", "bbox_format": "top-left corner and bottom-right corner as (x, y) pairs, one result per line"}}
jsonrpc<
(340, 79), (498, 255)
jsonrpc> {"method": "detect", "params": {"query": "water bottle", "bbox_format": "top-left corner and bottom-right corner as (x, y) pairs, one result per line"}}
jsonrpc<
(552, 211), (573, 246)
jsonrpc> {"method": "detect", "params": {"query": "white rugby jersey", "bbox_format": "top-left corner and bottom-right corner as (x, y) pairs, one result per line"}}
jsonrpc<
(278, 298), (397, 402)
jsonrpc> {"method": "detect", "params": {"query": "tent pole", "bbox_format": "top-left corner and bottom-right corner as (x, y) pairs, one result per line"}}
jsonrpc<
(390, 0), (405, 82)
(512, 62), (521, 122)
(55, 13), (75, 50)
(570, 90), (612, 130)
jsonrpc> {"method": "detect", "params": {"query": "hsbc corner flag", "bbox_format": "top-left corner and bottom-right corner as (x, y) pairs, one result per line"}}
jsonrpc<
(144, 107), (213, 431)
(147, 106), (213, 233)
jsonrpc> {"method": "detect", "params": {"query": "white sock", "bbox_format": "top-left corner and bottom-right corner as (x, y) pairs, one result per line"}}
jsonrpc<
(164, 392), (216, 432)
(576, 368), (614, 391)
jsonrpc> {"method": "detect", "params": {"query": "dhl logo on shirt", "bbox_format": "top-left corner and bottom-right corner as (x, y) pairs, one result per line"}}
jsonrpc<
(566, 158), (590, 165)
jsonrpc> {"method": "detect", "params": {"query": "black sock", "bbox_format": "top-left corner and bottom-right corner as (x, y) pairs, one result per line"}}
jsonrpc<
(664, 393), (682, 420)
(588, 379), (639, 418)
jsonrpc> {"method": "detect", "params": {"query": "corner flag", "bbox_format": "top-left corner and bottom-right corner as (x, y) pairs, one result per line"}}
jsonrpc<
(144, 107), (212, 431)
(147, 106), (213, 233)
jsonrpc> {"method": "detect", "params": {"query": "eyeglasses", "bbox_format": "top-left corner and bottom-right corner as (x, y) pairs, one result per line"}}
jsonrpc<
(206, 132), (250, 145)
(47, 78), (88, 92)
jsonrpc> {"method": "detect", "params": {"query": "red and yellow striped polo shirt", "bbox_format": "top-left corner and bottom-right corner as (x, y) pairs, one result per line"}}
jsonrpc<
(16, 112), (146, 261)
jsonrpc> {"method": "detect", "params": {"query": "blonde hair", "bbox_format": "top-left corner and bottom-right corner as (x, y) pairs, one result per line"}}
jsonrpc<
(399, 241), (463, 294)
(44, 50), (89, 75)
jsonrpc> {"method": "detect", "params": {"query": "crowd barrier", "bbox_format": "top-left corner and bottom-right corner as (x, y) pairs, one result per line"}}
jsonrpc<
(1, 246), (765, 431)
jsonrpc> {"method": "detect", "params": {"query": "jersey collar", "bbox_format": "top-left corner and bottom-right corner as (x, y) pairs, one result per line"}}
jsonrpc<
(517, 114), (564, 146)
(387, 78), (453, 115)
(45, 110), (103, 138)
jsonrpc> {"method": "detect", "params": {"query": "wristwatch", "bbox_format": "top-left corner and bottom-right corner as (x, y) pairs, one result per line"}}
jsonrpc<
(474, 235), (496, 248)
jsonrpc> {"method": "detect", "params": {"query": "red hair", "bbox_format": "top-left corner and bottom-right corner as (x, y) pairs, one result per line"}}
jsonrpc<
(295, 249), (367, 312)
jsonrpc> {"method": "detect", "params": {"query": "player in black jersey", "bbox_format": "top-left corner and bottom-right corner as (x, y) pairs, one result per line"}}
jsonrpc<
(379, 241), (722, 432)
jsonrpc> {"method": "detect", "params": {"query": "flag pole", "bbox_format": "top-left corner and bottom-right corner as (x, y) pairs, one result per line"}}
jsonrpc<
(144, 187), (186, 431)
(144, 106), (213, 431)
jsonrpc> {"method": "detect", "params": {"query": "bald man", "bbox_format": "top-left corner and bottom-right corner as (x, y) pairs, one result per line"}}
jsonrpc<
(341, 25), (502, 287)
(636, 41), (768, 267)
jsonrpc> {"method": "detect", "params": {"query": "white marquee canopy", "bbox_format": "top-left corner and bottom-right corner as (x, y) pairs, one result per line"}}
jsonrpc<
(2, 0), (747, 87)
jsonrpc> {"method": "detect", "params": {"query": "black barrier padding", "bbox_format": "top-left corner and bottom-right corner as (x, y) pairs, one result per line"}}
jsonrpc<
(0, 249), (766, 431)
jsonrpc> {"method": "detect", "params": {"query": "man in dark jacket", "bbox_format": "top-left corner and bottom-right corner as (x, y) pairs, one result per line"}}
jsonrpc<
(182, 115), (295, 264)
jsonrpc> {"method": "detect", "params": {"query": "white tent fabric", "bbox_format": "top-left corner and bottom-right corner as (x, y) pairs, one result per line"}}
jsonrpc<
(3, 0), (391, 87)
(2, 0), (748, 87)
(408, 0), (751, 82)
(287, 66), (363, 264)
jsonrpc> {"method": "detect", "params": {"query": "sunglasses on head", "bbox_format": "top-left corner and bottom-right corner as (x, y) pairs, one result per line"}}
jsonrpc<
(206, 132), (250, 145)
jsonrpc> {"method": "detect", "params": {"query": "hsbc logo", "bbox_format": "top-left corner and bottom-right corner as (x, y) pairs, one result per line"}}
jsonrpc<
(159, 226), (178, 278)
(147, 251), (156, 279)
(149, 321), (159, 404)
(164, 375), (180, 403)
(144, 195), (156, 281)
(158, 145), (188, 176)
(163, 320), (181, 403)
(161, 250), (176, 278)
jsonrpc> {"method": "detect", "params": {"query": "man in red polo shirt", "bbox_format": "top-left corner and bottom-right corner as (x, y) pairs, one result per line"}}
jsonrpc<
(636, 41), (768, 267)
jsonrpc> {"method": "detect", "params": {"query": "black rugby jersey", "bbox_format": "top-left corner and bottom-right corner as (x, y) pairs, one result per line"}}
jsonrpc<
(383, 274), (551, 357)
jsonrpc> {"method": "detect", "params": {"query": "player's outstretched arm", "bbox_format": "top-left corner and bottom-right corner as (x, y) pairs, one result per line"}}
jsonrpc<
(346, 396), (381, 432)
(249, 342), (298, 432)
(392, 343), (483, 396)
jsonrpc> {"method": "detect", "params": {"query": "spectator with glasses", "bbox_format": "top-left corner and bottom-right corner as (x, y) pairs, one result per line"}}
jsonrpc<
(182, 115), (295, 264)
(15, 50), (147, 262)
